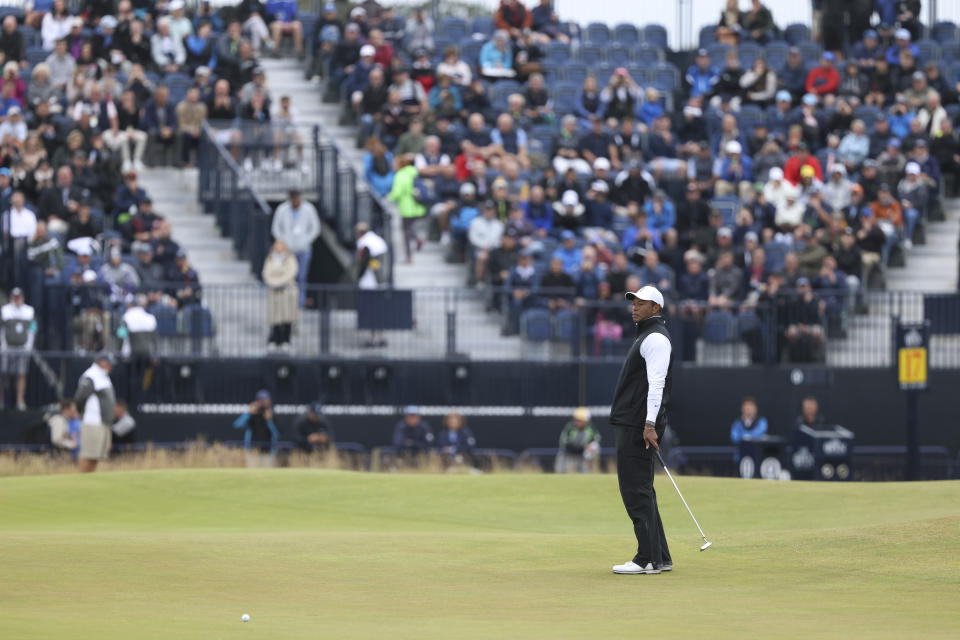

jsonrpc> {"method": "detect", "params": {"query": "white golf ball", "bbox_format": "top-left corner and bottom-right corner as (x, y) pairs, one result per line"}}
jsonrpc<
(241, 614), (250, 622)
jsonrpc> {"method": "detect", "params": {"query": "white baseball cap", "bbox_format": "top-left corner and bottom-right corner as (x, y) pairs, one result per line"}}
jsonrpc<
(905, 162), (921, 175)
(593, 157), (611, 171)
(360, 44), (376, 57)
(725, 140), (742, 155)
(625, 285), (664, 308)
(591, 180), (609, 193)
(769, 167), (784, 180)
(561, 190), (579, 206)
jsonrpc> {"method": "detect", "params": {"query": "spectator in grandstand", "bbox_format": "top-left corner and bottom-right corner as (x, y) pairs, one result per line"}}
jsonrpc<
(271, 189), (321, 306)
(141, 86), (177, 168)
(41, 1), (71, 51)
(837, 61), (869, 103)
(355, 66), (388, 140)
(234, 390), (281, 467)
(100, 246), (140, 301)
(784, 278), (825, 362)
(436, 46), (471, 88)
(823, 165), (853, 212)
(436, 412), (476, 466)
(709, 50), (745, 109)
(175, 87), (207, 167)
(716, 140), (753, 199)
(479, 30), (515, 80)
(686, 49), (718, 99)
(294, 401), (335, 453)
(27, 221), (63, 279)
(392, 406), (434, 455)
(783, 142), (822, 185)
(503, 246), (538, 334)
(730, 396), (769, 443)
(111, 398), (136, 447)
(167, 251), (202, 309)
(538, 256), (575, 311)
(777, 46), (806, 103)
(327, 22), (361, 96)
(48, 399), (80, 453)
(185, 20), (217, 74)
(45, 38), (74, 91)
(266, 0), (304, 57)
(262, 239), (298, 350)
(468, 200), (504, 285)
(387, 154), (426, 264)
(118, 294), (156, 375)
(555, 407), (600, 474)
(896, 162), (926, 249)
(112, 170), (148, 220)
(740, 58), (777, 107)
(102, 90), (147, 173)
(1, 287), (36, 411)
(886, 28), (918, 67)
(404, 9), (434, 55)
(363, 136), (395, 197)
(75, 351), (116, 473)
(490, 113), (529, 170)
(708, 250), (742, 311)
(151, 17), (187, 75)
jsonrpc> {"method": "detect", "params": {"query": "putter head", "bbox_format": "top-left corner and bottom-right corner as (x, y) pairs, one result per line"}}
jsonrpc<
(699, 541), (712, 551)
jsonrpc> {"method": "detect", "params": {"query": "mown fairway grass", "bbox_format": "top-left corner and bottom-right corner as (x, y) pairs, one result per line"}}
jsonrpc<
(1, 470), (958, 639)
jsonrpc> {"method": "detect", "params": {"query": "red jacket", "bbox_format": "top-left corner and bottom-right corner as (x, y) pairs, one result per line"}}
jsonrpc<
(805, 66), (839, 95)
(783, 155), (824, 185)
(494, 1), (532, 32)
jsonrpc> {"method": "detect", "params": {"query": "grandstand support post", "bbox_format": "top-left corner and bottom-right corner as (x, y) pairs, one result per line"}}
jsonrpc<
(320, 306), (330, 355)
(906, 390), (919, 481)
(312, 125), (321, 201)
(445, 290), (457, 357)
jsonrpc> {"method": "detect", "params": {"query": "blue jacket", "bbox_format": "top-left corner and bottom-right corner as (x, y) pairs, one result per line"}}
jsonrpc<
(450, 203), (480, 234)
(392, 420), (434, 451)
(265, 0), (297, 22)
(643, 200), (676, 235)
(730, 416), (769, 443)
(887, 110), (914, 140)
(885, 43), (920, 66)
(363, 151), (395, 197)
(718, 154), (754, 183)
(620, 225), (661, 252)
(686, 64), (718, 98)
(636, 100), (663, 127)
(479, 40), (513, 71)
(576, 267), (602, 299)
(552, 246), (582, 274)
(233, 411), (280, 453)
(140, 99), (178, 135)
(524, 200), (553, 233)
(436, 427), (476, 455)
(343, 60), (375, 98)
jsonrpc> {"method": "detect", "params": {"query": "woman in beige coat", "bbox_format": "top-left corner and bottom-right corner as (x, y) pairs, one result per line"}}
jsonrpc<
(262, 240), (299, 349)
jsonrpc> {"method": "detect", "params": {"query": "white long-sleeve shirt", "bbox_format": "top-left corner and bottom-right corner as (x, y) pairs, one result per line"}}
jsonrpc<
(638, 330), (671, 424)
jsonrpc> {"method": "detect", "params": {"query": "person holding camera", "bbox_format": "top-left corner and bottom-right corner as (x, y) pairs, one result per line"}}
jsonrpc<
(233, 389), (280, 467)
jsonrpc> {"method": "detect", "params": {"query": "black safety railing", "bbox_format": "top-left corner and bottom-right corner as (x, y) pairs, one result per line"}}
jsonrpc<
(17, 278), (960, 368)
(197, 120), (394, 286)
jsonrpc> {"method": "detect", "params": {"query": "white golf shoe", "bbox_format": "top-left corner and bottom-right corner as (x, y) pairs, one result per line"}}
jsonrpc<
(612, 561), (661, 575)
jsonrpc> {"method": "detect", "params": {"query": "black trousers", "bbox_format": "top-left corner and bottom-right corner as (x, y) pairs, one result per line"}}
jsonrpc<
(615, 426), (671, 566)
(268, 323), (292, 345)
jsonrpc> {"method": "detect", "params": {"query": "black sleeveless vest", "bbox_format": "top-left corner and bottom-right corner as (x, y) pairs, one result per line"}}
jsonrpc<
(609, 315), (673, 430)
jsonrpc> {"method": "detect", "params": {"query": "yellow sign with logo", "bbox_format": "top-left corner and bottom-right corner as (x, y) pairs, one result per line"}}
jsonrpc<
(898, 347), (927, 388)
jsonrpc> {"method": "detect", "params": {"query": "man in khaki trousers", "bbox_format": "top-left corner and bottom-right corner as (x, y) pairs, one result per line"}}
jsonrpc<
(75, 352), (116, 473)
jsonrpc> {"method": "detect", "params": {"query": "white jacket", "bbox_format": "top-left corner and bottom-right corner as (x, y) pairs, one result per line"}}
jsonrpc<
(271, 200), (321, 254)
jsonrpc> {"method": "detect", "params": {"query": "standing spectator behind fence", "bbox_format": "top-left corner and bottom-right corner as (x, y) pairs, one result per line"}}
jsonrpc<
(234, 390), (280, 467)
(392, 405), (434, 455)
(262, 239), (298, 350)
(387, 154), (426, 264)
(555, 407), (601, 473)
(74, 351), (116, 473)
(1, 287), (36, 411)
(294, 401), (335, 453)
(271, 189), (320, 307)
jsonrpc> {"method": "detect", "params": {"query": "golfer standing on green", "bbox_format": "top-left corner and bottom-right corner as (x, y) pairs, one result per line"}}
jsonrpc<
(609, 286), (673, 575)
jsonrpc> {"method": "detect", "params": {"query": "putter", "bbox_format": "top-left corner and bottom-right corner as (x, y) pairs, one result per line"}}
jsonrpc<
(655, 450), (713, 551)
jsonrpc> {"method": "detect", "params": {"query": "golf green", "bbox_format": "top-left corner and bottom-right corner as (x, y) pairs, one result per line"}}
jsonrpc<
(1, 470), (958, 639)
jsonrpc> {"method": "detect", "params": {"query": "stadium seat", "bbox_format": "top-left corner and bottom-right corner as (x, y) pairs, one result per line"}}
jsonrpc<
(784, 23), (811, 45)
(20, 26), (38, 48)
(853, 105), (881, 130)
(737, 311), (762, 338)
(698, 25), (716, 48)
(561, 62), (587, 86)
(634, 43), (661, 66)
(710, 195), (740, 227)
(764, 40), (789, 70)
(577, 45), (605, 66)
(440, 16), (468, 43)
(945, 104), (960, 124)
(607, 45), (631, 67)
(940, 42), (960, 64)
(738, 105), (765, 132)
(738, 42), (761, 69)
(585, 22), (611, 46)
(613, 23), (640, 47)
(151, 306), (179, 337)
(551, 309), (580, 342)
(707, 42), (732, 69)
(26, 46), (46, 66)
(931, 21), (957, 44)
(651, 62), (678, 92)
(797, 41), (822, 65)
(183, 305), (214, 338)
(545, 40), (571, 67)
(915, 39), (940, 63)
(470, 16), (494, 37)
(553, 83), (578, 113)
(460, 40), (483, 67)
(643, 24), (668, 49)
(703, 311), (737, 343)
(520, 309), (552, 342)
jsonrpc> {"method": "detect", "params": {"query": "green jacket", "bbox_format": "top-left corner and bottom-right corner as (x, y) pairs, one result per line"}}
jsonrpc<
(559, 421), (601, 455)
(388, 165), (426, 219)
